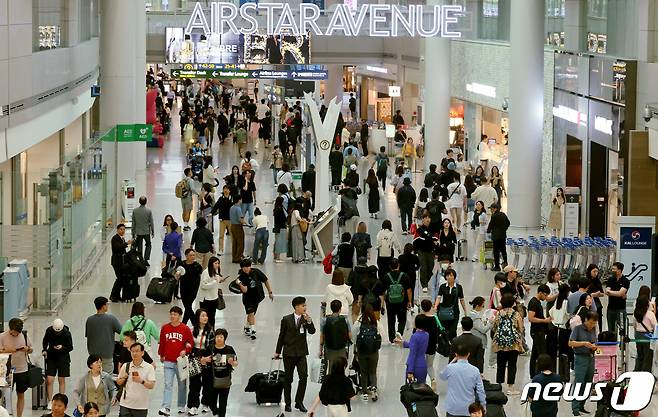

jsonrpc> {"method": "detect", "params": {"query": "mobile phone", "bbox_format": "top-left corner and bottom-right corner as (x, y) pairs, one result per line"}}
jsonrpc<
(132, 371), (139, 377)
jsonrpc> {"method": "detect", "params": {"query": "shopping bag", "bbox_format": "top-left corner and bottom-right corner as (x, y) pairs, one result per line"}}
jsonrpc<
(177, 355), (189, 381)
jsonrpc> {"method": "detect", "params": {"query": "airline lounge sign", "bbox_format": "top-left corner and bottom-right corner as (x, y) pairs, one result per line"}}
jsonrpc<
(186, 2), (463, 38)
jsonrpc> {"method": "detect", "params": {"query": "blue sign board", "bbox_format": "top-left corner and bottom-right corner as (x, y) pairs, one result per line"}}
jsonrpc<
(620, 226), (652, 249)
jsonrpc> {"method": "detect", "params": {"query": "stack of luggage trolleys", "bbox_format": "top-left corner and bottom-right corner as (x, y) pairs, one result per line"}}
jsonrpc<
(505, 236), (617, 285)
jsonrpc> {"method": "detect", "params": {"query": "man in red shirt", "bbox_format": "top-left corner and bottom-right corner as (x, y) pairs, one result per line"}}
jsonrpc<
(157, 306), (193, 416)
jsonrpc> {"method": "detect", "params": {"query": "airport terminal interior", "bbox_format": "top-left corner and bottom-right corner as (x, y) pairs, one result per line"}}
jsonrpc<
(2, 1), (658, 417)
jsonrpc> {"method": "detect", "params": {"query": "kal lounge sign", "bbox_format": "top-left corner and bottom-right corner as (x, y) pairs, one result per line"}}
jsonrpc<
(185, 2), (463, 38)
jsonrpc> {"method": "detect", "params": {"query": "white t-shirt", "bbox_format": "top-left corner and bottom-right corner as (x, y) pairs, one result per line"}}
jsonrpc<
(118, 360), (156, 410)
(256, 103), (269, 119)
(446, 182), (466, 209)
(253, 214), (269, 230)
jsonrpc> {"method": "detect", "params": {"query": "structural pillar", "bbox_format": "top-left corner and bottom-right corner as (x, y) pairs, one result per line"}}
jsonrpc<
(100, 0), (147, 225)
(507, 0), (544, 229)
(324, 64), (344, 108)
(564, 0), (587, 52)
(422, 0), (451, 171)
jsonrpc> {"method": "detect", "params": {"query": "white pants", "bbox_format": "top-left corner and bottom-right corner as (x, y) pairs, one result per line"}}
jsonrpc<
(326, 404), (349, 417)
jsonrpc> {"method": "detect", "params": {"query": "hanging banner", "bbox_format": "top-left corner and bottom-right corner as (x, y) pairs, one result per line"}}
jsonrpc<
(617, 216), (655, 301)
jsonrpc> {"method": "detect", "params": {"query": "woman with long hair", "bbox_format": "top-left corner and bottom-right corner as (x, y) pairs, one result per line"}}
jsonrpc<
(446, 171), (467, 233)
(492, 294), (525, 395)
(473, 165), (485, 186)
(470, 201), (487, 262)
(633, 290), (656, 372)
(586, 264), (604, 332)
(415, 187), (429, 221)
(351, 305), (384, 401)
(120, 301), (160, 351)
(437, 218), (457, 264)
(223, 165), (244, 197)
(391, 165), (406, 194)
(199, 183), (215, 232)
(547, 187), (565, 236)
(351, 222), (372, 260)
(364, 169), (380, 218)
(187, 309), (215, 415)
(490, 166), (506, 200)
(272, 196), (288, 263)
(307, 357), (356, 415)
(402, 137), (416, 172)
(162, 214), (177, 263)
(375, 220), (401, 279)
(464, 174), (477, 213)
(197, 257), (226, 328)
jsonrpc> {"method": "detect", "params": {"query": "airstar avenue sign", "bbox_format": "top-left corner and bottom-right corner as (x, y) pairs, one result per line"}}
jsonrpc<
(185, 2), (463, 38)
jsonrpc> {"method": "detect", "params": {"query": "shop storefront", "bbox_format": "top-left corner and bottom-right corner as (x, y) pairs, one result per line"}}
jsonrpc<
(552, 52), (636, 238)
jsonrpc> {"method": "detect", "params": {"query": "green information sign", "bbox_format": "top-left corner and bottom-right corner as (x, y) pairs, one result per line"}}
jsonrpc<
(116, 124), (152, 142)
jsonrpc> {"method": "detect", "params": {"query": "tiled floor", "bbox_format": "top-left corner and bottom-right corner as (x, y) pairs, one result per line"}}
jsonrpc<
(16, 104), (656, 417)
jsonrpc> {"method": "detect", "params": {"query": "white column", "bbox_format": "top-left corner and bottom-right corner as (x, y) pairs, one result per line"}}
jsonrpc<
(100, 0), (147, 224)
(422, 0), (451, 171)
(324, 64), (344, 108)
(507, 0), (544, 230)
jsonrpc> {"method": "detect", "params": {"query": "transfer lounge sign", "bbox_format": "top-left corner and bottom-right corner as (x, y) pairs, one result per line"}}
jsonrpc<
(618, 216), (655, 301)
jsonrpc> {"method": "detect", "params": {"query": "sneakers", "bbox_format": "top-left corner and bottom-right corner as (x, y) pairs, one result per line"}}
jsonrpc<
(183, 226), (191, 231)
(249, 329), (257, 340)
(422, 287), (428, 293)
(188, 408), (198, 416)
(369, 387), (378, 402)
(158, 408), (170, 416)
(178, 408), (187, 414)
(243, 327), (250, 336)
(361, 393), (369, 401)
(200, 406), (209, 414)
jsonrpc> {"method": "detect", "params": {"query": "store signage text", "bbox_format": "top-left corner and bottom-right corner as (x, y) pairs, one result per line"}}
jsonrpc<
(171, 68), (328, 80)
(553, 105), (587, 127)
(186, 2), (463, 38)
(466, 82), (496, 98)
(388, 85), (401, 97)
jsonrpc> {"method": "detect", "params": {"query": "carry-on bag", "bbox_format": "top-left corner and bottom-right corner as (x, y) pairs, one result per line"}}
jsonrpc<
(486, 404), (507, 417)
(400, 382), (439, 417)
(146, 276), (177, 303)
(122, 276), (140, 302)
(30, 358), (47, 410)
(558, 353), (570, 382)
(244, 359), (285, 405)
(456, 239), (468, 261)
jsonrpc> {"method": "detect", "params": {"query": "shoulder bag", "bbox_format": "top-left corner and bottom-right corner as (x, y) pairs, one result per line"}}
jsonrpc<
(23, 333), (43, 388)
(212, 350), (233, 389)
(216, 288), (226, 310)
(437, 286), (456, 322)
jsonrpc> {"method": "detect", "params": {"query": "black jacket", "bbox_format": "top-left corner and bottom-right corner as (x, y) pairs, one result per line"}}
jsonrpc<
(191, 227), (214, 254)
(212, 195), (233, 220)
(301, 169), (315, 194)
(275, 314), (316, 357)
(42, 326), (73, 358)
(360, 123), (369, 141)
(487, 211), (510, 241)
(111, 234), (129, 267)
(450, 332), (485, 373)
(397, 185), (417, 209)
(329, 150), (343, 171)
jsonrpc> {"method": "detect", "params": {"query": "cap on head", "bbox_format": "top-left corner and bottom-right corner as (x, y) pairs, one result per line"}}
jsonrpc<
(503, 265), (518, 274)
(52, 318), (64, 332)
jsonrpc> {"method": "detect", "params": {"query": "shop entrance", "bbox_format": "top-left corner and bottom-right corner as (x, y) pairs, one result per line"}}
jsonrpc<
(589, 141), (608, 237)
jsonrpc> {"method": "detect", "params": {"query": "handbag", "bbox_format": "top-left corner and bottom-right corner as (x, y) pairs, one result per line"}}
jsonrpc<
(188, 356), (202, 378)
(228, 279), (242, 294)
(437, 286), (456, 322)
(216, 288), (226, 310)
(23, 334), (43, 389)
(177, 355), (189, 381)
(299, 219), (309, 233)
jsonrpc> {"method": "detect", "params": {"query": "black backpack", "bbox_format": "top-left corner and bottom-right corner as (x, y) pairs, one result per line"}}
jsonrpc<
(324, 315), (349, 350)
(356, 323), (381, 354)
(363, 281), (378, 308)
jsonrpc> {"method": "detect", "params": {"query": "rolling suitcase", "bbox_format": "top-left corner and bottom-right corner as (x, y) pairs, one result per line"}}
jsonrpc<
(558, 353), (570, 382)
(486, 404), (507, 417)
(122, 276), (140, 302)
(400, 382), (439, 417)
(244, 359), (285, 405)
(31, 363), (48, 410)
(456, 239), (468, 261)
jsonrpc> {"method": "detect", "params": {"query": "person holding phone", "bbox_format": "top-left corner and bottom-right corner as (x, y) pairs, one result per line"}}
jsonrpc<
(0, 318), (33, 417)
(116, 343), (156, 417)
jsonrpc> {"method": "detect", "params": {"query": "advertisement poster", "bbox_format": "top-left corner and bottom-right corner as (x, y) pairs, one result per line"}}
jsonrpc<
(166, 27), (310, 65)
(619, 226), (653, 300)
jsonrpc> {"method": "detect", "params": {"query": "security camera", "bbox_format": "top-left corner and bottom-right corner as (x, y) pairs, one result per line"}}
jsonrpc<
(644, 105), (652, 122)
(419, 55), (425, 62)
(502, 98), (509, 111)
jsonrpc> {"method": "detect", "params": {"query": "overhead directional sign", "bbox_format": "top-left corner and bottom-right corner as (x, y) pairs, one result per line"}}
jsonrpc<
(171, 69), (328, 80)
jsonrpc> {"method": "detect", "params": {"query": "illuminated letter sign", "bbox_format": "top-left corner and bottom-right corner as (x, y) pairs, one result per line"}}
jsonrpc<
(184, 2), (462, 38)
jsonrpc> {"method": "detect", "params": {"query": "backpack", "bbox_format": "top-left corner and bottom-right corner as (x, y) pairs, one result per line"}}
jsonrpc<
(363, 281), (378, 308)
(175, 179), (190, 199)
(356, 323), (381, 354)
(376, 156), (388, 173)
(131, 317), (147, 345)
(323, 315), (349, 350)
(493, 312), (519, 350)
(427, 201), (442, 223)
(241, 160), (252, 172)
(386, 272), (405, 304)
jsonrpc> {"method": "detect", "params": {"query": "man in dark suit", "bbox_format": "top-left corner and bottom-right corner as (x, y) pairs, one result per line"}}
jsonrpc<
(449, 316), (485, 373)
(110, 224), (132, 302)
(274, 296), (316, 413)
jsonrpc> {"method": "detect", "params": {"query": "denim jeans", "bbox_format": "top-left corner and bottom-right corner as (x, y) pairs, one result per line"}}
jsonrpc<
(162, 360), (187, 409)
(252, 228), (269, 263)
(572, 354), (594, 414)
(241, 202), (255, 226)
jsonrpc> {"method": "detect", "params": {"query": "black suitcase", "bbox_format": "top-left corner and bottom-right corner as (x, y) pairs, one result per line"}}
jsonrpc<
(558, 353), (570, 382)
(31, 365), (48, 410)
(246, 360), (285, 405)
(456, 239), (468, 261)
(485, 389), (508, 405)
(403, 400), (439, 417)
(486, 404), (506, 417)
(483, 379), (503, 392)
(400, 383), (439, 417)
(123, 248), (148, 277)
(146, 277), (177, 303)
(122, 276), (140, 302)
